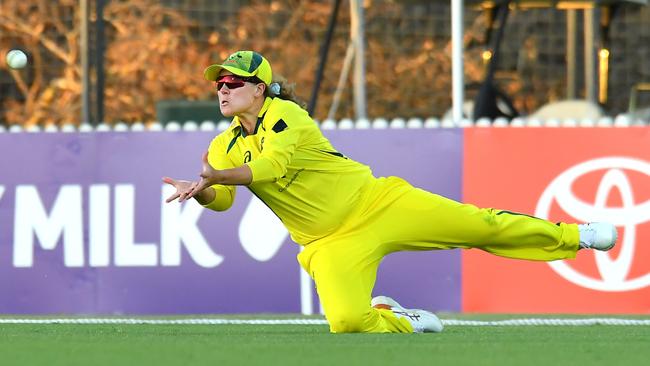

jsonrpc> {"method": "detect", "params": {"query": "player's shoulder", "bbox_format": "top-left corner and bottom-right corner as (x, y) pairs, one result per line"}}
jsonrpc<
(265, 98), (311, 127)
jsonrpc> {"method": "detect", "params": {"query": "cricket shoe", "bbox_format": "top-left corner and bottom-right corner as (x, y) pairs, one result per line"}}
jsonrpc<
(578, 222), (618, 251)
(371, 296), (444, 333)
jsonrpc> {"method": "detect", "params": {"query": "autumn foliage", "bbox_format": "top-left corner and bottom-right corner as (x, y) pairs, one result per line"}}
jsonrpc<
(1, 0), (539, 126)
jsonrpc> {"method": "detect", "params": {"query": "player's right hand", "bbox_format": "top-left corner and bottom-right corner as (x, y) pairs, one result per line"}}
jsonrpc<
(162, 177), (198, 203)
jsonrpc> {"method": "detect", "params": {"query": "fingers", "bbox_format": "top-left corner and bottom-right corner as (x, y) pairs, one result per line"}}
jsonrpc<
(201, 152), (209, 172)
(164, 151), (211, 203)
(184, 179), (208, 202)
(163, 177), (196, 203)
(200, 152), (218, 184)
(202, 151), (216, 172)
(185, 182), (202, 201)
(163, 177), (180, 203)
(178, 181), (200, 203)
(165, 191), (181, 203)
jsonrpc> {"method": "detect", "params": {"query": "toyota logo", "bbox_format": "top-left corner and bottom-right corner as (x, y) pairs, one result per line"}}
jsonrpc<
(535, 157), (650, 292)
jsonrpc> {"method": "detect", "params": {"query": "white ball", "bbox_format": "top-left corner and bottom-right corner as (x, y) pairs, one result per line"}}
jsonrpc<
(6, 49), (27, 69)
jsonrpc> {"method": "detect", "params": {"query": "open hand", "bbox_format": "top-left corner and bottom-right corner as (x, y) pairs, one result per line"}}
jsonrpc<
(184, 151), (220, 200)
(162, 176), (199, 203)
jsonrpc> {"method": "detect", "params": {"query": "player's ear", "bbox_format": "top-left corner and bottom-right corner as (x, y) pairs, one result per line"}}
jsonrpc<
(256, 83), (266, 97)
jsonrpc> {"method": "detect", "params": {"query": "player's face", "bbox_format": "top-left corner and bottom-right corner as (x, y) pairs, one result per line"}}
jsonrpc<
(215, 72), (263, 117)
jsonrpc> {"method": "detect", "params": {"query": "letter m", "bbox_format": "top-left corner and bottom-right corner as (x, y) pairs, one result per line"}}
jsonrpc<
(13, 185), (83, 267)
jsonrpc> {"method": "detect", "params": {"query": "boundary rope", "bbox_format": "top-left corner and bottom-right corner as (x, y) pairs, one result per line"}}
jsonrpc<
(1, 318), (649, 326)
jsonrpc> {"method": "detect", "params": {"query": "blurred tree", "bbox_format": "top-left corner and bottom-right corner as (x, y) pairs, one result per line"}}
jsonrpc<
(0, 0), (81, 126)
(178, 0), (563, 120)
(0, 0), (222, 126)
(224, 0), (492, 120)
(0, 0), (561, 125)
(102, 1), (220, 122)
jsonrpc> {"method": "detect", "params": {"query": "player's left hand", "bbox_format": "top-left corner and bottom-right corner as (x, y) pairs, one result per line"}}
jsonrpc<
(184, 151), (220, 201)
(162, 177), (198, 203)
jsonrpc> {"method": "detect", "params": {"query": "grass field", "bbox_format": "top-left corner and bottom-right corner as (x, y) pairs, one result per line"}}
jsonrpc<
(1, 315), (650, 366)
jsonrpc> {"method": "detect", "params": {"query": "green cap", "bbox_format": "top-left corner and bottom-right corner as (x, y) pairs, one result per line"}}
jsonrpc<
(204, 51), (272, 85)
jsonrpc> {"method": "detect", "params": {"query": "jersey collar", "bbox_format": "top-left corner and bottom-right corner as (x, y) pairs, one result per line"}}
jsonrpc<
(233, 97), (273, 137)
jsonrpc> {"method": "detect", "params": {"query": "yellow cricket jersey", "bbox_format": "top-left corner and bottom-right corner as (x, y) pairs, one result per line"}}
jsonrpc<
(203, 97), (373, 244)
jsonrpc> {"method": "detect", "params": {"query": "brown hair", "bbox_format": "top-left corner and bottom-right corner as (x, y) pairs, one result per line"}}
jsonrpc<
(264, 74), (307, 110)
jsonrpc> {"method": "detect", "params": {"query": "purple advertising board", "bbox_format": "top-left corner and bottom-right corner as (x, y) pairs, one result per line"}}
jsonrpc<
(0, 129), (462, 314)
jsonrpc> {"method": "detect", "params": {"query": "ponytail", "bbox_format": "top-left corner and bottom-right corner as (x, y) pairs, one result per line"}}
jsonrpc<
(265, 74), (307, 110)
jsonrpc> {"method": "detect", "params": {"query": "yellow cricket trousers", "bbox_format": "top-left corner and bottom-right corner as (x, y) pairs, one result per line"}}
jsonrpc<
(296, 176), (580, 333)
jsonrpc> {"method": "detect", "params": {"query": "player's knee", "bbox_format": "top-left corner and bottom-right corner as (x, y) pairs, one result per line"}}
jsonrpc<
(327, 311), (366, 333)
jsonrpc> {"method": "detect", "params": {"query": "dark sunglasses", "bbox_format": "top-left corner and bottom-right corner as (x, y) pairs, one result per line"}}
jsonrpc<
(215, 75), (263, 91)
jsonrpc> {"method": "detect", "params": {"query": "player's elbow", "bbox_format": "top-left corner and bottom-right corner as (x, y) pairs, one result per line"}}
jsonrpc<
(202, 187), (235, 211)
(207, 200), (233, 212)
(266, 158), (288, 182)
(250, 157), (288, 183)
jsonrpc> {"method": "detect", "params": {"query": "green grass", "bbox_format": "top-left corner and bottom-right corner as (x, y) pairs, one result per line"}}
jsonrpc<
(1, 315), (649, 366)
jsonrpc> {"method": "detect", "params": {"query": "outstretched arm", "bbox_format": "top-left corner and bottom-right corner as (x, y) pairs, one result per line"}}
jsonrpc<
(182, 151), (252, 202)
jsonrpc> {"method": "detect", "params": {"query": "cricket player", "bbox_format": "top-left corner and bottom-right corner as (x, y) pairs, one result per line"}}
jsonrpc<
(163, 51), (618, 334)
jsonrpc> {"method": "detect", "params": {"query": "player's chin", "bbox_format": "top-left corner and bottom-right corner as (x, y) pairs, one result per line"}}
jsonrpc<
(219, 105), (234, 117)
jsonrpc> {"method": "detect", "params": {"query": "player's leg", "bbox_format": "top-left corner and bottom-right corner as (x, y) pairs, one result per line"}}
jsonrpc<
(297, 235), (441, 333)
(298, 236), (409, 333)
(364, 177), (614, 260)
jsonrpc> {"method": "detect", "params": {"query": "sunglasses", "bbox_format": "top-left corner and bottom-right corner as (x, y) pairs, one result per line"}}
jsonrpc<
(215, 75), (263, 91)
